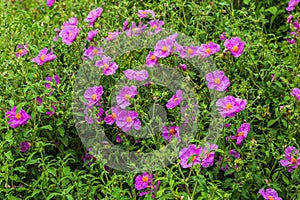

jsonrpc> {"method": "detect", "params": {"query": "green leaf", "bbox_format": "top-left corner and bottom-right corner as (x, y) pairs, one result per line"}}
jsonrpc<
(40, 125), (52, 131)
(4, 151), (13, 161)
(282, 174), (290, 185)
(266, 6), (277, 15)
(14, 166), (27, 173)
(267, 119), (278, 127)
(47, 167), (57, 177)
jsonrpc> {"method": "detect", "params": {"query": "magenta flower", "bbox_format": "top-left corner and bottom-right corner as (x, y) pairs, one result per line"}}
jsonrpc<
(126, 22), (147, 37)
(220, 32), (226, 40)
(46, 106), (56, 116)
(294, 20), (300, 31)
(154, 39), (172, 58)
(122, 19), (129, 31)
(229, 149), (240, 158)
(6, 106), (31, 128)
(68, 17), (78, 26)
(166, 90), (182, 109)
(20, 142), (31, 152)
(116, 132), (123, 143)
(16, 43), (28, 57)
(230, 123), (250, 145)
(59, 25), (79, 45)
(116, 86), (138, 109)
(46, 0), (55, 7)
(138, 10), (155, 19)
(116, 110), (141, 132)
(44, 75), (60, 95)
(280, 146), (300, 173)
(148, 20), (164, 34)
(290, 88), (300, 100)
(84, 85), (104, 106)
(181, 45), (201, 58)
(104, 106), (122, 125)
(86, 29), (98, 41)
(259, 188), (282, 200)
(224, 37), (245, 57)
(161, 126), (180, 142)
(84, 7), (103, 27)
(179, 144), (201, 168)
(106, 30), (120, 41)
(123, 69), (148, 81)
(32, 48), (56, 66)
(200, 143), (218, 168)
(178, 64), (187, 71)
(286, 0), (300, 11)
(287, 38), (297, 44)
(95, 56), (118, 75)
(36, 97), (43, 105)
(216, 96), (247, 118)
(145, 51), (158, 67)
(287, 15), (293, 23)
(83, 46), (104, 60)
(205, 70), (230, 91)
(97, 107), (104, 122)
(135, 172), (153, 190)
(82, 148), (95, 166)
(198, 42), (220, 58)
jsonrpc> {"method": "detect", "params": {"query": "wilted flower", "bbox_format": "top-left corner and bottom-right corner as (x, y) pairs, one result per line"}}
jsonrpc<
(6, 106), (31, 128)
(198, 42), (220, 58)
(259, 188), (282, 200)
(126, 22), (147, 37)
(84, 7), (103, 27)
(290, 88), (300, 100)
(97, 107), (104, 122)
(87, 29), (98, 41)
(123, 69), (148, 81)
(116, 86), (138, 109)
(122, 19), (129, 31)
(161, 125), (180, 142)
(20, 142), (31, 152)
(16, 43), (28, 57)
(179, 144), (201, 168)
(181, 45), (200, 58)
(166, 90), (182, 109)
(230, 123), (250, 145)
(205, 70), (230, 91)
(145, 51), (159, 67)
(116, 110), (141, 132)
(84, 85), (104, 106)
(46, 106), (57, 116)
(220, 32), (226, 40)
(229, 149), (240, 158)
(138, 10), (155, 18)
(280, 146), (300, 172)
(224, 37), (245, 57)
(82, 148), (96, 166)
(32, 48), (56, 66)
(287, 15), (293, 23)
(178, 64), (187, 71)
(216, 96), (247, 118)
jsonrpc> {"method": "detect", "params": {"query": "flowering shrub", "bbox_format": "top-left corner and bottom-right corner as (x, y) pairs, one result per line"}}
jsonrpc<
(0, 0), (300, 199)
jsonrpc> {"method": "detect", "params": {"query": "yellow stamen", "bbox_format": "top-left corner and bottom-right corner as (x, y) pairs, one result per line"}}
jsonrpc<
(126, 117), (132, 123)
(40, 54), (46, 61)
(174, 97), (179, 102)
(214, 78), (221, 84)
(268, 196), (274, 200)
(206, 48), (212, 54)
(173, 45), (177, 51)
(111, 113), (117, 119)
(133, 28), (139, 34)
(226, 104), (232, 110)
(152, 24), (158, 29)
(18, 49), (23, 54)
(15, 113), (22, 120)
(142, 176), (148, 182)
(125, 94), (130, 100)
(68, 32), (73, 37)
(291, 157), (297, 163)
(232, 46), (238, 52)
(187, 48), (193, 54)
(91, 94), (97, 101)
(104, 64), (109, 70)
(150, 55), (156, 61)
(161, 46), (167, 52)
(108, 34), (113, 39)
(192, 156), (196, 162)
(169, 128), (176, 135)
(61, 25), (65, 29)
(237, 132), (244, 137)
(92, 49), (98, 55)
(141, 11), (147, 15)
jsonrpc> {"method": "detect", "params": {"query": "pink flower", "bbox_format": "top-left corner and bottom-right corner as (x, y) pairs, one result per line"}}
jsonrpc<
(6, 106), (31, 128)
(116, 110), (141, 132)
(287, 38), (297, 44)
(216, 96), (247, 118)
(31, 48), (56, 66)
(116, 86), (138, 109)
(83, 46), (104, 60)
(198, 42), (220, 58)
(181, 45), (201, 58)
(148, 20), (164, 34)
(205, 70), (230, 91)
(84, 85), (104, 106)
(286, 0), (300, 12)
(47, 0), (55, 7)
(178, 64), (187, 71)
(135, 172), (153, 190)
(20, 142), (31, 152)
(125, 22), (147, 37)
(106, 30), (120, 41)
(200, 143), (218, 168)
(179, 144), (201, 168)
(230, 123), (250, 145)
(224, 37), (245, 57)
(220, 32), (226, 40)
(293, 20), (300, 31)
(166, 90), (182, 109)
(145, 51), (158, 67)
(95, 56), (118, 75)
(280, 146), (300, 173)
(84, 7), (103, 27)
(138, 10), (155, 18)
(104, 106), (122, 125)
(59, 25), (79, 45)
(16, 43), (28, 57)
(259, 188), (282, 200)
(123, 69), (148, 81)
(154, 39), (172, 58)
(46, 106), (56, 116)
(290, 88), (300, 100)
(161, 126), (180, 142)
(87, 29), (98, 41)
(122, 19), (129, 31)
(287, 15), (293, 23)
